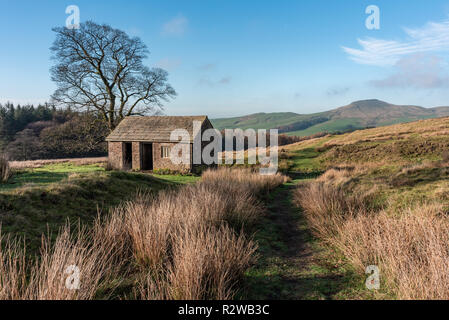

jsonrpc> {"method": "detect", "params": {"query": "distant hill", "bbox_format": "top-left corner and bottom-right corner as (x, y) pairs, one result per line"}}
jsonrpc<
(211, 99), (449, 136)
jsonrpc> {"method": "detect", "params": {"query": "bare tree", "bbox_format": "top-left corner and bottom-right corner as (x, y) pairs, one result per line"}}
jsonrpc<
(50, 21), (176, 130)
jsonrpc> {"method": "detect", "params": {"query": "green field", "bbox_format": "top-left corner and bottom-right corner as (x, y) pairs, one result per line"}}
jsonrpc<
(211, 112), (311, 130)
(0, 163), (198, 253)
(285, 118), (364, 136)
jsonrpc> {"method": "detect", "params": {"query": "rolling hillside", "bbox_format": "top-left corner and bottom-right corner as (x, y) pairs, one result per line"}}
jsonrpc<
(211, 99), (449, 136)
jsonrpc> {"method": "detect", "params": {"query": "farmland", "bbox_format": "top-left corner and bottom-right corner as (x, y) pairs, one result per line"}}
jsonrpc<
(1, 116), (449, 299)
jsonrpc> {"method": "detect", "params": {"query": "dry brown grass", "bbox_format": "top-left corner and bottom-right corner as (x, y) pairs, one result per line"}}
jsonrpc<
(26, 224), (117, 300)
(0, 223), (118, 300)
(0, 232), (27, 300)
(137, 224), (257, 300)
(335, 204), (449, 299)
(0, 167), (286, 300)
(293, 182), (366, 241)
(322, 117), (449, 147)
(201, 167), (289, 195)
(167, 224), (256, 300)
(9, 157), (107, 169)
(119, 168), (286, 299)
(294, 168), (449, 299)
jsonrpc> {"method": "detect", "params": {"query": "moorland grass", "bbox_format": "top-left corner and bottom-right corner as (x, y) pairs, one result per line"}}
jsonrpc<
(294, 161), (449, 299)
(0, 165), (188, 253)
(0, 167), (287, 300)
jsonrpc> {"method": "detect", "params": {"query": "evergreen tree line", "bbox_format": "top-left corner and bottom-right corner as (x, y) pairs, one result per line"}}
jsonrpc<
(0, 103), (108, 160)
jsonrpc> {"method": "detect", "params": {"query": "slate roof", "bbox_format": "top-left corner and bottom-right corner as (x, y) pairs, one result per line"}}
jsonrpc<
(106, 116), (209, 142)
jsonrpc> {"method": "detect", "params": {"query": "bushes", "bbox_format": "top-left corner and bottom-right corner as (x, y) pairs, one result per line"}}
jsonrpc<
(0, 154), (12, 183)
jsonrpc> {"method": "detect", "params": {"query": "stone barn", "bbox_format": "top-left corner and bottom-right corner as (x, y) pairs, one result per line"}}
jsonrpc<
(106, 116), (215, 172)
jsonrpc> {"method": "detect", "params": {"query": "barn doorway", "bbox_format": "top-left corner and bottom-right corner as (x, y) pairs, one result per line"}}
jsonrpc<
(124, 143), (132, 169)
(142, 143), (153, 170)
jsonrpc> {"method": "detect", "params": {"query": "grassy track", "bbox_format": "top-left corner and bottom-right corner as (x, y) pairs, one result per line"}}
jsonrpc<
(243, 178), (376, 299)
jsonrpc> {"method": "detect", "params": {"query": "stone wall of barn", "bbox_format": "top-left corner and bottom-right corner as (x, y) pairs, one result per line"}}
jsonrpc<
(108, 142), (124, 169)
(153, 142), (192, 172)
(132, 142), (141, 170)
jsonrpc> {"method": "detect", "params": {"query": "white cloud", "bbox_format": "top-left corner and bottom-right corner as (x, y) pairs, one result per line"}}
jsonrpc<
(343, 18), (449, 66)
(370, 53), (449, 88)
(162, 15), (188, 36)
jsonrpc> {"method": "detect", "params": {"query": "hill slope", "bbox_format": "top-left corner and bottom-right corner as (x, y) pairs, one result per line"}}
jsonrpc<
(211, 99), (449, 136)
(285, 116), (449, 300)
(279, 115), (449, 172)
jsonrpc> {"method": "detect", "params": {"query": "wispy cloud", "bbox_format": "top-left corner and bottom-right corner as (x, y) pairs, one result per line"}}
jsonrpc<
(370, 53), (449, 88)
(326, 86), (350, 96)
(343, 18), (449, 66)
(162, 15), (188, 36)
(197, 63), (217, 71)
(218, 76), (231, 84)
(154, 58), (182, 71)
(198, 76), (232, 87)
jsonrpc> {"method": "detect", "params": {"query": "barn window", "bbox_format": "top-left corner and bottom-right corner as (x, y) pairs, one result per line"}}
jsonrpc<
(161, 146), (170, 158)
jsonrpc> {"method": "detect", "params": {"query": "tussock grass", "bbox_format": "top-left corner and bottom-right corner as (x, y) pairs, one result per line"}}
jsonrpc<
(294, 167), (449, 299)
(0, 224), (118, 300)
(0, 232), (27, 300)
(335, 204), (449, 299)
(137, 224), (257, 300)
(115, 168), (285, 299)
(0, 167), (286, 300)
(201, 167), (289, 195)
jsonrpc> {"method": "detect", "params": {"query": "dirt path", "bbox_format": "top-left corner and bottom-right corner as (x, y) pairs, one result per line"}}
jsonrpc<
(243, 180), (359, 300)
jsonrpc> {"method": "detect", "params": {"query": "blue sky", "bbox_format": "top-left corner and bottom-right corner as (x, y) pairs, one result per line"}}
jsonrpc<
(1, 0), (449, 117)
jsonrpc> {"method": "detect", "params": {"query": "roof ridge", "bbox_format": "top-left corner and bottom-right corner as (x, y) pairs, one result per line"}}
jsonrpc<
(105, 115), (212, 142)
